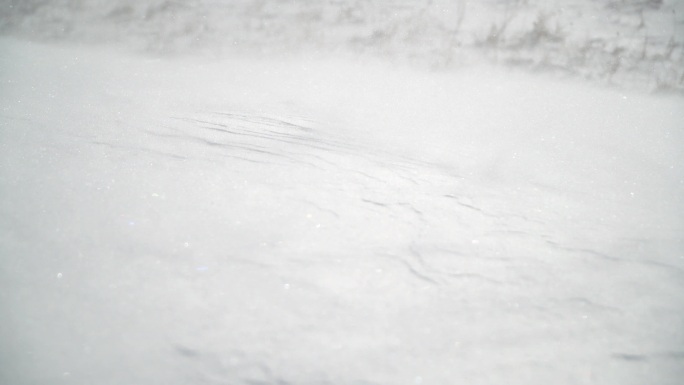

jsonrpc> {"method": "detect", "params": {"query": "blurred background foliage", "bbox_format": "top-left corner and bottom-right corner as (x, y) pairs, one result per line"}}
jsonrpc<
(1, 0), (682, 93)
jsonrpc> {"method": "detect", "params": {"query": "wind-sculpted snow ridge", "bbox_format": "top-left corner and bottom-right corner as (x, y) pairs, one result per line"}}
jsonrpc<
(1, 38), (684, 385)
(1, 0), (683, 93)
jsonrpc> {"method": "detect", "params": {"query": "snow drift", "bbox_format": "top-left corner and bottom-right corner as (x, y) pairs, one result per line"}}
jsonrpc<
(1, 1), (684, 385)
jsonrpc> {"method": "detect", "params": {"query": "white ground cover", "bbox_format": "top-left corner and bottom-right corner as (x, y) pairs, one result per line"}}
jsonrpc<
(1, 7), (683, 385)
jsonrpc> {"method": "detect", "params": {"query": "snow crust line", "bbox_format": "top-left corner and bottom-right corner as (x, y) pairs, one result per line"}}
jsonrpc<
(1, 37), (684, 384)
(1, 0), (684, 93)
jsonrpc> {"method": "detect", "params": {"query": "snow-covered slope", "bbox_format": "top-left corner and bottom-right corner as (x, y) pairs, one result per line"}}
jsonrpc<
(1, 32), (683, 385)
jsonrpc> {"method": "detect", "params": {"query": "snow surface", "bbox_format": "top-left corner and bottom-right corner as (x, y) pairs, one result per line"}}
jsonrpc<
(1, 2), (684, 385)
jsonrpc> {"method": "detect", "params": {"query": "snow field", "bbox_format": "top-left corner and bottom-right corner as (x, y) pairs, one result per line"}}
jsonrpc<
(1, 33), (684, 385)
